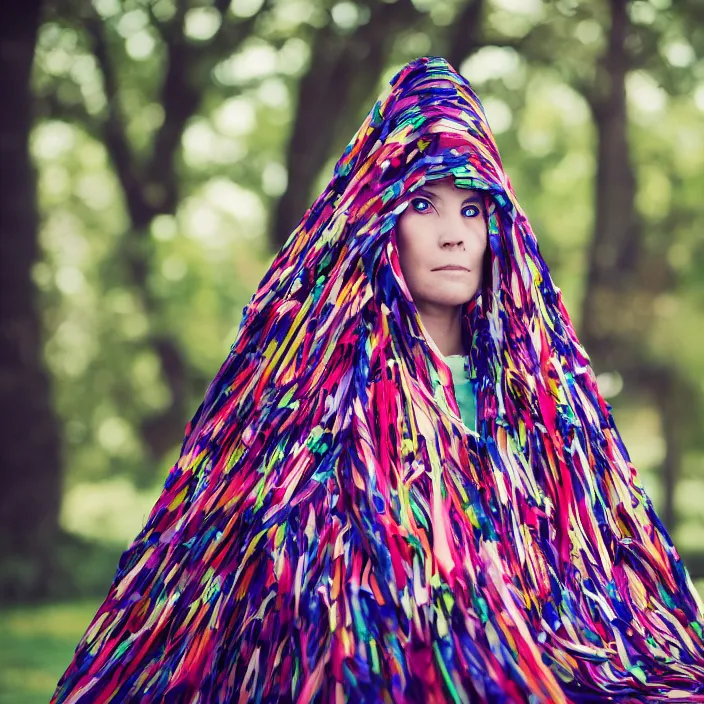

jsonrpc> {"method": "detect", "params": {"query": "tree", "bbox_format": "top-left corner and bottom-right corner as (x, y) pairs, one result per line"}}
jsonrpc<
(38, 0), (275, 460)
(273, 0), (490, 249)
(0, 0), (63, 601)
(578, 0), (703, 532)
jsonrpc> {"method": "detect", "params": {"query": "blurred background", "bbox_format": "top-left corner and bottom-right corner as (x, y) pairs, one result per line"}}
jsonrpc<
(1, 0), (703, 700)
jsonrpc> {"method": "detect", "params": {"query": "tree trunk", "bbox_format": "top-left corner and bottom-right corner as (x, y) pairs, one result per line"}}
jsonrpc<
(581, 0), (641, 368)
(272, 0), (426, 250)
(580, 0), (681, 533)
(0, 0), (63, 602)
(80, 4), (266, 460)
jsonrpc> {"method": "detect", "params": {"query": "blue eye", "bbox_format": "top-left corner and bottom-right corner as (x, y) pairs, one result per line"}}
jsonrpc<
(409, 197), (481, 218)
(411, 197), (431, 213)
(462, 204), (481, 218)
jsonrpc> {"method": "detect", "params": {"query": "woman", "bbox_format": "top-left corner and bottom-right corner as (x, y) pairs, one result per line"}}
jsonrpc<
(52, 56), (704, 703)
(396, 175), (487, 431)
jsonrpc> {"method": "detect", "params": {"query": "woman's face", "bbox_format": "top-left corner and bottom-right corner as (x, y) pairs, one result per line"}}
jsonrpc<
(396, 177), (488, 311)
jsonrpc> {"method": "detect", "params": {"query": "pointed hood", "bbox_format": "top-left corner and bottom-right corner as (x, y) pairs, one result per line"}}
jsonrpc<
(52, 56), (704, 704)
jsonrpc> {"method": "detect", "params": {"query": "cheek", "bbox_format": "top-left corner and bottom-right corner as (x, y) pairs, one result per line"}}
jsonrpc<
(476, 240), (489, 264)
(396, 219), (422, 270)
(470, 229), (489, 260)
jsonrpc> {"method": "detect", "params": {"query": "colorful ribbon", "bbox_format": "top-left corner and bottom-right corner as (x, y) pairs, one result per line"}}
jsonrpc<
(51, 56), (704, 704)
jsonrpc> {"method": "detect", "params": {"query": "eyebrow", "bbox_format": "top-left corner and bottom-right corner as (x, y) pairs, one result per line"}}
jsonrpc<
(415, 187), (483, 205)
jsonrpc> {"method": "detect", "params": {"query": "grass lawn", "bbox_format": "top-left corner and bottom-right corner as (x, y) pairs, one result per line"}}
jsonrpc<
(0, 599), (102, 704)
(2, 582), (704, 702)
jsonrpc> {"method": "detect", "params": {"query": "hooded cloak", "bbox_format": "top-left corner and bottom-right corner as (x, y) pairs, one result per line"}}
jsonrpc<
(51, 55), (704, 704)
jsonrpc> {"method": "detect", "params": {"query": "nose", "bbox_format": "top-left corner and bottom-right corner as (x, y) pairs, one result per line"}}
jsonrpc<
(437, 210), (485, 251)
(438, 231), (466, 250)
(437, 207), (473, 248)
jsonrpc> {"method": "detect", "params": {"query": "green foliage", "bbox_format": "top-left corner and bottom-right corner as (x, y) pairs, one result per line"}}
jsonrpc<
(27, 0), (704, 580)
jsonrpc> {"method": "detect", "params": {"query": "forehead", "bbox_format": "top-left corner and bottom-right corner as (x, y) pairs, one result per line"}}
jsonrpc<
(419, 179), (483, 200)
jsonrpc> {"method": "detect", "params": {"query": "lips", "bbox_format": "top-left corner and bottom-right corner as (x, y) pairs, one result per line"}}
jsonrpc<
(433, 265), (470, 271)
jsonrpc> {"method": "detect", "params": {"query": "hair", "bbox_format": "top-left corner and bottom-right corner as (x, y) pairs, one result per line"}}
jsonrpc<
(52, 56), (704, 704)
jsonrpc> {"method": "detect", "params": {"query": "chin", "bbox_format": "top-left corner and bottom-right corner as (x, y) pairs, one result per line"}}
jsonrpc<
(409, 279), (480, 309)
(424, 292), (478, 307)
(432, 285), (479, 306)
